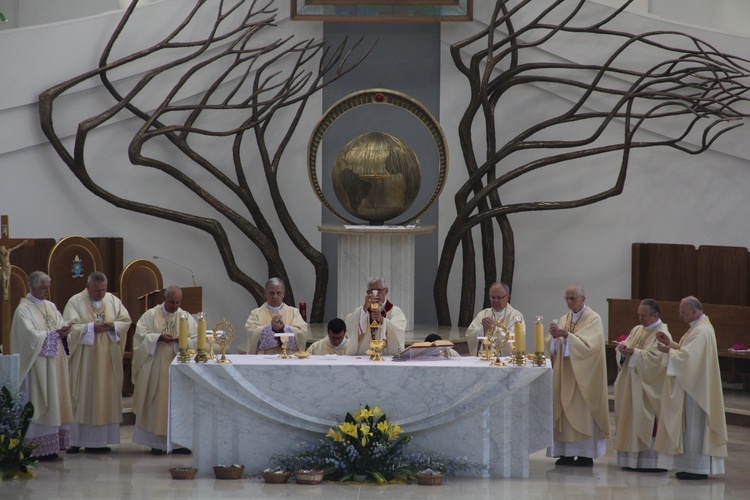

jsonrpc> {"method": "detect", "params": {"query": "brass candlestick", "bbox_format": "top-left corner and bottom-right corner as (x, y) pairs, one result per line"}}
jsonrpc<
(533, 315), (546, 367)
(212, 319), (235, 363)
(177, 346), (191, 363)
(194, 312), (209, 363)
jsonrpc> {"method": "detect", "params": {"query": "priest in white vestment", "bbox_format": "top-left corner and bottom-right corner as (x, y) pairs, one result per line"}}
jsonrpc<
(306, 317), (349, 355)
(546, 285), (611, 467)
(132, 285), (196, 454)
(655, 296), (727, 480)
(10, 271), (73, 460)
(245, 277), (307, 354)
(613, 298), (671, 470)
(63, 271), (132, 453)
(345, 277), (406, 356)
(465, 282), (525, 356)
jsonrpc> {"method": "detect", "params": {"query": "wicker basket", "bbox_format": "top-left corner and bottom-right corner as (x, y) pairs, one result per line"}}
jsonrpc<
(213, 465), (245, 479)
(294, 469), (325, 485)
(169, 467), (197, 480)
(262, 471), (291, 484)
(416, 473), (445, 486)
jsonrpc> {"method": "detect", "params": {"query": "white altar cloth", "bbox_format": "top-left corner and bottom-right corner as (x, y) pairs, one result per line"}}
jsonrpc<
(169, 355), (552, 478)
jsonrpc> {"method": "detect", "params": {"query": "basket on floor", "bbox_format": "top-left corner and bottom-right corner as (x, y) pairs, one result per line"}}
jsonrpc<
(213, 465), (245, 479)
(294, 469), (324, 485)
(416, 473), (445, 485)
(262, 470), (291, 483)
(169, 467), (197, 480)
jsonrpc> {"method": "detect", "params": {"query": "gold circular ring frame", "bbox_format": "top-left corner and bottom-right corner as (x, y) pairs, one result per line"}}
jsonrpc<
(307, 88), (448, 225)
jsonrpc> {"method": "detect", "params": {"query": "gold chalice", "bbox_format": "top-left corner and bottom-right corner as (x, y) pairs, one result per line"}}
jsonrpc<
(276, 333), (293, 359)
(366, 339), (387, 361)
(206, 330), (216, 360)
(478, 336), (493, 361)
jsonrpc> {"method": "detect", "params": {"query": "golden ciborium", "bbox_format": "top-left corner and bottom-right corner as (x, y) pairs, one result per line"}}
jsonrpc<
(212, 319), (235, 363)
(367, 339), (387, 361)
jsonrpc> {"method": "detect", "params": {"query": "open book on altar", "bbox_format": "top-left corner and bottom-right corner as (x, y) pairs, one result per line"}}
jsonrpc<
(392, 340), (455, 361)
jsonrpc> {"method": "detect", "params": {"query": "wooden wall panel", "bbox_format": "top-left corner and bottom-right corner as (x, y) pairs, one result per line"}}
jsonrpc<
(697, 245), (748, 305)
(632, 243), (697, 300)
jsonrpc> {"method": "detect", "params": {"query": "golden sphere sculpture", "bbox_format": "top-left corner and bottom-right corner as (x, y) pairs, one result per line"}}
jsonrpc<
(332, 132), (421, 224)
(308, 89), (448, 226)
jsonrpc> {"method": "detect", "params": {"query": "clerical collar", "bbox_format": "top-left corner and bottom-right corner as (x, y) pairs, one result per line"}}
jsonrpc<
(689, 314), (705, 327)
(91, 300), (103, 308)
(26, 293), (44, 305)
(572, 305), (587, 322)
(331, 337), (348, 349)
(645, 318), (662, 329)
(267, 304), (284, 313)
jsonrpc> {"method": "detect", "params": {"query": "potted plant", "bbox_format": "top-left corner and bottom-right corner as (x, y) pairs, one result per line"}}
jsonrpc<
(0, 386), (37, 480)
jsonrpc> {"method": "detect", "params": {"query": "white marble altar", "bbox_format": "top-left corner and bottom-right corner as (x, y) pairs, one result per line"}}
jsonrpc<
(169, 355), (552, 478)
(319, 224), (435, 331)
(0, 353), (20, 392)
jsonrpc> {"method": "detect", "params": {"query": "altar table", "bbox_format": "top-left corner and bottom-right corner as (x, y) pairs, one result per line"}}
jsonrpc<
(169, 355), (552, 478)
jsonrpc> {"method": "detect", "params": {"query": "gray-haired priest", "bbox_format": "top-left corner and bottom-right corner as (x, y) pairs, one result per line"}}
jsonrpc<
(345, 277), (406, 356)
(132, 285), (196, 455)
(245, 277), (307, 355)
(10, 271), (74, 461)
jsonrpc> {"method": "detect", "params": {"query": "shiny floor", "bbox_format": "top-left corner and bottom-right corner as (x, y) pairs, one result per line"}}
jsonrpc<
(4, 411), (750, 500)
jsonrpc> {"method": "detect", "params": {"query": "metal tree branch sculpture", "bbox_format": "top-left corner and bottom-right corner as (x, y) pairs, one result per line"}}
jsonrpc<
(38, 0), (371, 321)
(436, 0), (750, 326)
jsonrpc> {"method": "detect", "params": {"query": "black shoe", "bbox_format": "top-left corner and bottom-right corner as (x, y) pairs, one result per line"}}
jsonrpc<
(636, 468), (667, 473)
(574, 457), (594, 467)
(555, 456), (576, 466)
(151, 448), (164, 456)
(170, 447), (192, 455)
(85, 447), (112, 453)
(37, 453), (59, 461)
(675, 471), (707, 480)
(66, 446), (80, 454)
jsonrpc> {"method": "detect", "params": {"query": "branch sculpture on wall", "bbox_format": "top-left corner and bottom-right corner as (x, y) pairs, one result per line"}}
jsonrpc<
(38, 0), (371, 321)
(435, 0), (750, 326)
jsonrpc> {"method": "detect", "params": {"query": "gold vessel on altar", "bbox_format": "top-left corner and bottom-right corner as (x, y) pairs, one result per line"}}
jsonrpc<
(367, 339), (387, 361)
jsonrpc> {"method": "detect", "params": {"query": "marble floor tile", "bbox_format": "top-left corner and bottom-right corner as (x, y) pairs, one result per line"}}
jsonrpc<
(3, 416), (750, 500)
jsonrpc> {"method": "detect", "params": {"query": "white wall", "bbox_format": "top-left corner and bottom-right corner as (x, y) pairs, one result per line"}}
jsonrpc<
(440, 1), (750, 331)
(0, 0), (322, 349)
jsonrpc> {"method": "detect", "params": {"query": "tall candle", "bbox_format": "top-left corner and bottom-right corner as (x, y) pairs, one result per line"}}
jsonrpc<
(197, 312), (207, 350)
(514, 320), (525, 353)
(534, 316), (544, 353)
(179, 313), (188, 350)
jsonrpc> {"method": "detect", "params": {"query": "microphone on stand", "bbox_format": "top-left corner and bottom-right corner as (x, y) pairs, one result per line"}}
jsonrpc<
(152, 256), (197, 287)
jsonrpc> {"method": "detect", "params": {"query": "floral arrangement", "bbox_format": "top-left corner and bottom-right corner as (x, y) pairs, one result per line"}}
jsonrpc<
(0, 386), (37, 480)
(272, 404), (487, 484)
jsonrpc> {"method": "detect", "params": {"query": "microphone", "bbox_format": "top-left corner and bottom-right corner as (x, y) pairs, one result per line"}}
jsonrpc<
(152, 256), (197, 287)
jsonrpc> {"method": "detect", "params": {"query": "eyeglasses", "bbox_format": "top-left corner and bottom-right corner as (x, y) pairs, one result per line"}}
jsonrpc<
(564, 296), (581, 301)
(489, 295), (508, 300)
(368, 288), (387, 294)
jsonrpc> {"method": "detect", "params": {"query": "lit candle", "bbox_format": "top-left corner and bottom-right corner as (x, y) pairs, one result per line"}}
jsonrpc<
(179, 312), (188, 350)
(197, 312), (207, 350)
(535, 316), (544, 353)
(514, 319), (525, 353)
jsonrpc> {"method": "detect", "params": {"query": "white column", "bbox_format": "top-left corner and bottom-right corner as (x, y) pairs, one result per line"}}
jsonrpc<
(320, 225), (435, 331)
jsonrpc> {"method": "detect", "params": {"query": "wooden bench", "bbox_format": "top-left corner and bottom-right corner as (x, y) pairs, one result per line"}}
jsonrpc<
(607, 298), (750, 386)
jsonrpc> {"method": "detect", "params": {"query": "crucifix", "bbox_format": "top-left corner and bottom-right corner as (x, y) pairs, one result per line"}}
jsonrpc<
(1, 215), (31, 354)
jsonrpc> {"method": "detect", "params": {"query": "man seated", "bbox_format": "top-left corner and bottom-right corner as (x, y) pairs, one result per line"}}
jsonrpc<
(345, 277), (406, 356)
(307, 318), (348, 355)
(245, 278), (307, 355)
(424, 333), (460, 358)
